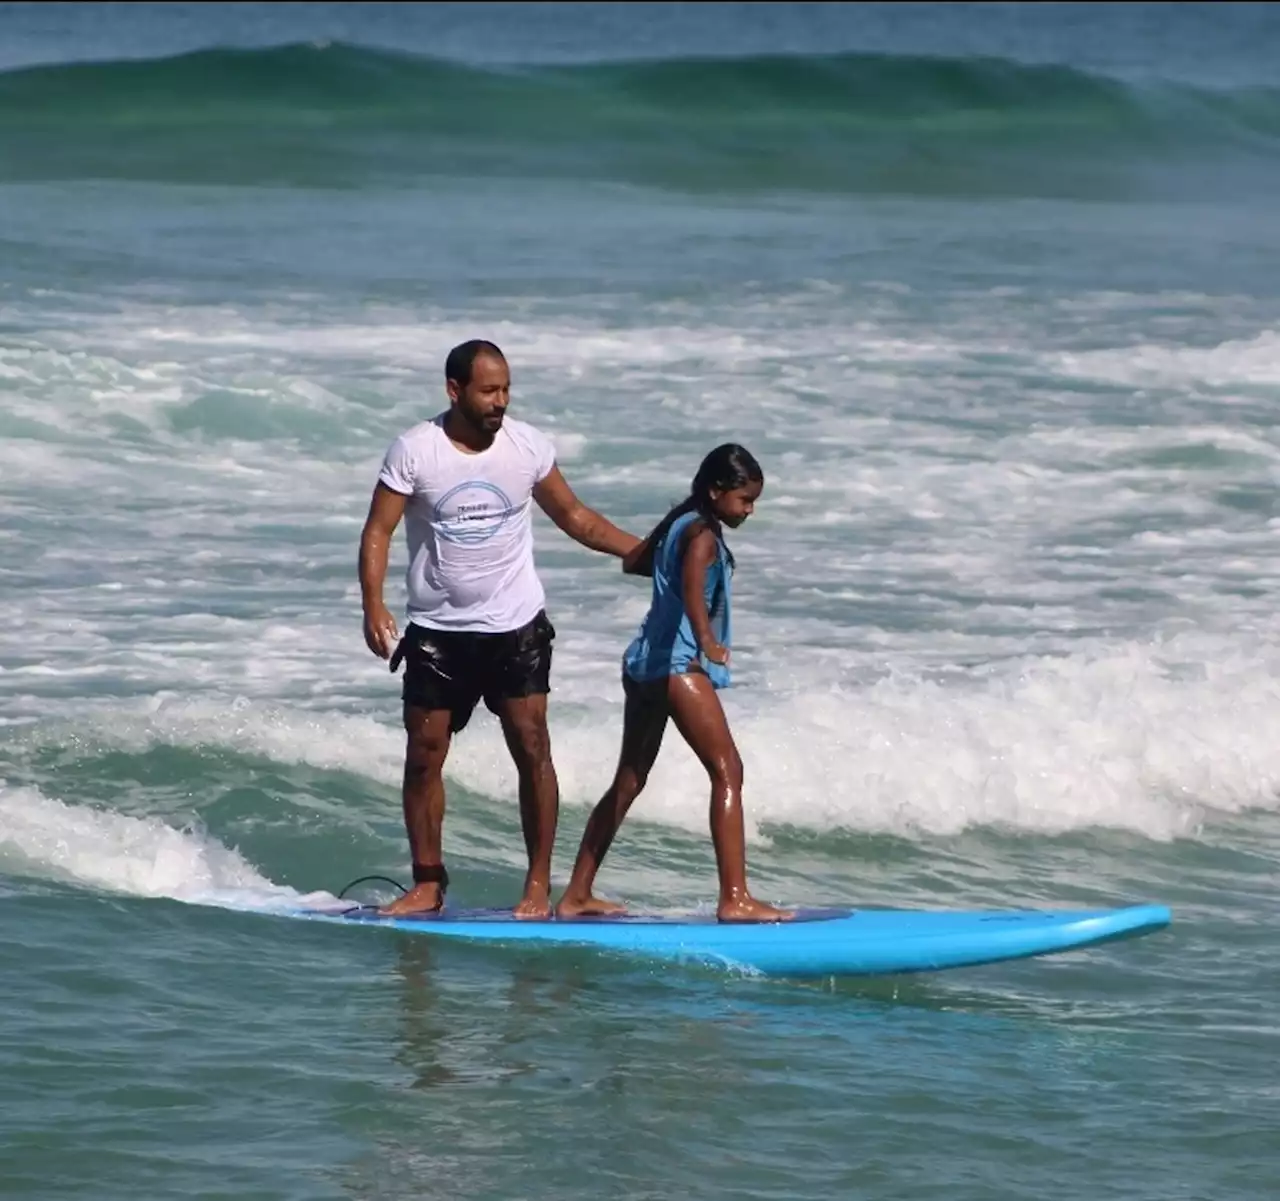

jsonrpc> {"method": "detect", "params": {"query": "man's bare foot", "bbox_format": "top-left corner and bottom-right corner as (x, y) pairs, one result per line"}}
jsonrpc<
(512, 883), (552, 920)
(378, 883), (444, 917)
(555, 892), (628, 919)
(717, 897), (794, 923)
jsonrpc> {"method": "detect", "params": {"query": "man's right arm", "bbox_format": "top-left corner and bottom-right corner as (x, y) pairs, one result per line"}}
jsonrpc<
(359, 482), (408, 659)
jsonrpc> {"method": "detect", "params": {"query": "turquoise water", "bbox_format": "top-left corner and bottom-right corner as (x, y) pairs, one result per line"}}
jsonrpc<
(2, 3), (1279, 1197)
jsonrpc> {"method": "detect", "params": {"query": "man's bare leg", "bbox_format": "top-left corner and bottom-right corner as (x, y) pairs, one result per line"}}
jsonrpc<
(380, 705), (453, 916)
(497, 693), (558, 918)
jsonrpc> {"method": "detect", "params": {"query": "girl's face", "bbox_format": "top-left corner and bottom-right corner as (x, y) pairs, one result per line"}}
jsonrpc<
(710, 479), (763, 528)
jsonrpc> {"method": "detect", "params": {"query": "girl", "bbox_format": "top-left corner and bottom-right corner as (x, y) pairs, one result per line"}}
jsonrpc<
(556, 444), (792, 923)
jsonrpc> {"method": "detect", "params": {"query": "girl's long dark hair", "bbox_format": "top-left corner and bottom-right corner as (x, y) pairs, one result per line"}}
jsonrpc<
(644, 443), (764, 571)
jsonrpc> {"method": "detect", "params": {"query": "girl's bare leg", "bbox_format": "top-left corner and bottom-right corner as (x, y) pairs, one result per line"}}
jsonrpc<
(666, 672), (791, 923)
(556, 679), (670, 917)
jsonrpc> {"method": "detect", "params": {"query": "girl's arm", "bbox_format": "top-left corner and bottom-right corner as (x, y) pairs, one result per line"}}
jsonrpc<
(681, 524), (729, 665)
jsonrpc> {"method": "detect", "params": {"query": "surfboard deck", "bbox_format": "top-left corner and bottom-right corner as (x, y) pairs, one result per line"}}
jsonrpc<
(262, 901), (1172, 978)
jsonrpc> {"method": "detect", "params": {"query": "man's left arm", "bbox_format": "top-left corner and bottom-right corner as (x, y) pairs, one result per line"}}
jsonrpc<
(533, 466), (642, 560)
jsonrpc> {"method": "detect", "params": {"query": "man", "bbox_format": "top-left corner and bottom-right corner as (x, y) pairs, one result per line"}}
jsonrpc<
(359, 339), (641, 918)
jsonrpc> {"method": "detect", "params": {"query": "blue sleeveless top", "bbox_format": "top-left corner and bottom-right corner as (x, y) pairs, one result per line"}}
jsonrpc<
(622, 509), (733, 689)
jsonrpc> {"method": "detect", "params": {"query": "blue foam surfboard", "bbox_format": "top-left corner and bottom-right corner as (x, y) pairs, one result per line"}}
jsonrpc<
(268, 901), (1172, 978)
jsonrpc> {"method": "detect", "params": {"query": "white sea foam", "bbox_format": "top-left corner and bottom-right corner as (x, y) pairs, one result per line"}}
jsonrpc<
(9, 624), (1280, 852)
(5, 287), (1280, 857)
(0, 781), (341, 912)
(1052, 330), (1280, 391)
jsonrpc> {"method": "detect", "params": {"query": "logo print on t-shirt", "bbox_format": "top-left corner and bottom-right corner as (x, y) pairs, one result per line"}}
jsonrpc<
(433, 480), (514, 545)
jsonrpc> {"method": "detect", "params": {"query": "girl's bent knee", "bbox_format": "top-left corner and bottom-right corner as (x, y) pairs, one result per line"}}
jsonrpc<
(614, 769), (649, 805)
(709, 754), (743, 795)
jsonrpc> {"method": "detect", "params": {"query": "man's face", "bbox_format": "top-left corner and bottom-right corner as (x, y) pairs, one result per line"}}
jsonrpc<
(448, 352), (510, 433)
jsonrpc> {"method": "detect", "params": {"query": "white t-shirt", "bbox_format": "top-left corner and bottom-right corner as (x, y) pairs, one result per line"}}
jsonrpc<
(378, 412), (558, 633)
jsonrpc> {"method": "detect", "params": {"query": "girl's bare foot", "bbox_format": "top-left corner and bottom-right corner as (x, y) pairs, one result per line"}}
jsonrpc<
(555, 893), (628, 919)
(717, 896), (793, 923)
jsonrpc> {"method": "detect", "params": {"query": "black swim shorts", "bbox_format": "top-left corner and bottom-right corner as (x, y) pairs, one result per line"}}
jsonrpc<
(394, 610), (555, 733)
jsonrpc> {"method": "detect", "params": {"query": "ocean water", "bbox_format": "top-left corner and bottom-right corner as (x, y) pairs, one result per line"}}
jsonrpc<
(2, 2), (1279, 1198)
